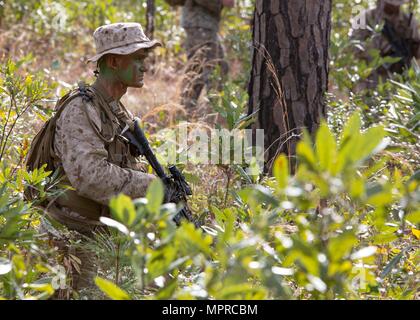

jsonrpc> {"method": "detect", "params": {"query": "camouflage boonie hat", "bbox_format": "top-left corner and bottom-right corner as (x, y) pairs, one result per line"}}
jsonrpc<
(87, 22), (161, 63)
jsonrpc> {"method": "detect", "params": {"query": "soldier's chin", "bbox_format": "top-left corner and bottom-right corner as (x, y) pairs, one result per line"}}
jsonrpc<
(131, 80), (144, 88)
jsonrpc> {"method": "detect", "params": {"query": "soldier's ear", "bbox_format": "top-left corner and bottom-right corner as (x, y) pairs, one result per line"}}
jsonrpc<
(105, 54), (120, 70)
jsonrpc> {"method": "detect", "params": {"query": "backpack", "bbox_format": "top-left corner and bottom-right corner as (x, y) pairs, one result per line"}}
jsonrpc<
(24, 84), (112, 221)
(26, 90), (81, 174)
(164, 0), (186, 6)
(24, 88), (87, 203)
(24, 83), (139, 222)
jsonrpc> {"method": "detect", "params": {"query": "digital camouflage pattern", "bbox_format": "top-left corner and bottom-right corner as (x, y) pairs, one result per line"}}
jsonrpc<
(87, 22), (161, 63)
(181, 0), (223, 32)
(180, 27), (228, 110)
(39, 85), (155, 293)
(351, 3), (420, 90)
(54, 95), (154, 208)
(180, 0), (228, 109)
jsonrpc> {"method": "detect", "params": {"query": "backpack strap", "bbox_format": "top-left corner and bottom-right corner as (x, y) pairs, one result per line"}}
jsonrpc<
(25, 87), (88, 173)
(79, 82), (118, 144)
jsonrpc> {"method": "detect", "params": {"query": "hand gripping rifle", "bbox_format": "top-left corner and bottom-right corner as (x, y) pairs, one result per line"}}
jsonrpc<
(121, 118), (200, 227)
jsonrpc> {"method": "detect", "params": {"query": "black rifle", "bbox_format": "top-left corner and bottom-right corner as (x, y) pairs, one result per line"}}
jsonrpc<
(122, 119), (199, 227)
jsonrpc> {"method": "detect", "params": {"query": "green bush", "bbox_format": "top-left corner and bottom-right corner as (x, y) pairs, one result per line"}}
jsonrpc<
(0, 57), (62, 299)
(94, 114), (419, 300)
(0, 1), (418, 300)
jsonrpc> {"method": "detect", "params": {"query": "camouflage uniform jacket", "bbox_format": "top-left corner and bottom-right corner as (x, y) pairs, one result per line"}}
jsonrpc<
(181, 0), (223, 31)
(48, 83), (155, 229)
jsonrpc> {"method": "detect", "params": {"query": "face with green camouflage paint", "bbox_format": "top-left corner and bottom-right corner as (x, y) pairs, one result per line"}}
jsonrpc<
(99, 49), (150, 88)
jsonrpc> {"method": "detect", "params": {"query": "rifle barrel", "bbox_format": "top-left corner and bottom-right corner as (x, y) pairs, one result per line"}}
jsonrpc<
(132, 121), (167, 179)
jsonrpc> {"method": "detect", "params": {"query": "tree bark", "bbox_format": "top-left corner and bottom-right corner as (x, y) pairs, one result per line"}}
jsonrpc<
(146, 0), (155, 39)
(248, 0), (332, 173)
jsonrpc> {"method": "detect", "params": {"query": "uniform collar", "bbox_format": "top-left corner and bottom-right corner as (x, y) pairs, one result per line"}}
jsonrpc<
(92, 81), (116, 104)
(91, 81), (124, 116)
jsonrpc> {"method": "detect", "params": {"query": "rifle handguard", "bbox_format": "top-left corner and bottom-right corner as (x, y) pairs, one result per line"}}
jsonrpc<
(122, 119), (200, 227)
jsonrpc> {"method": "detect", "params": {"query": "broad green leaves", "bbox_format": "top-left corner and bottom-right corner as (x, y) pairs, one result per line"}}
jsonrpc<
(108, 179), (165, 228)
(146, 179), (165, 215)
(298, 114), (387, 177)
(95, 277), (130, 300)
(109, 194), (137, 227)
(233, 112), (418, 299)
(176, 223), (213, 257)
(273, 155), (289, 190)
(315, 122), (338, 173)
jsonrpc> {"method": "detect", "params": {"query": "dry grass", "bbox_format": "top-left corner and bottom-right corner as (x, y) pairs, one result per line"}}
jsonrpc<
(0, 23), (220, 125)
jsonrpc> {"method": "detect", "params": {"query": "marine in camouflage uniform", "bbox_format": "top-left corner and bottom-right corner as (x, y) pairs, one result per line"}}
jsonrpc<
(26, 23), (161, 294)
(180, 0), (234, 110)
(350, 0), (420, 91)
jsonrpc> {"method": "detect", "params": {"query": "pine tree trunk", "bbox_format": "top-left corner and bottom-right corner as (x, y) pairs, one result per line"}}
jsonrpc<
(248, 0), (332, 172)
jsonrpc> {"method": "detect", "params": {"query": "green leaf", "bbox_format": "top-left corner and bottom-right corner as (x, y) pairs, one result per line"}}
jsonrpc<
(12, 255), (26, 279)
(218, 283), (266, 299)
(349, 177), (365, 198)
(373, 232), (398, 245)
(238, 185), (279, 208)
(296, 131), (316, 168)
(273, 154), (289, 189)
(156, 277), (178, 299)
(328, 232), (357, 262)
(27, 283), (55, 295)
(341, 113), (361, 144)
(366, 190), (393, 207)
(109, 194), (136, 226)
(336, 115), (387, 173)
(233, 165), (253, 184)
(380, 250), (406, 279)
(315, 121), (337, 173)
(409, 170), (420, 183)
(94, 277), (130, 300)
(405, 210), (420, 224)
(357, 126), (387, 160)
(176, 223), (213, 256)
(146, 179), (164, 215)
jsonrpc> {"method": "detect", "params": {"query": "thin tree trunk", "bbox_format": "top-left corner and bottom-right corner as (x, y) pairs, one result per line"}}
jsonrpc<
(248, 0), (332, 173)
(146, 0), (155, 39)
(0, 0), (5, 28)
